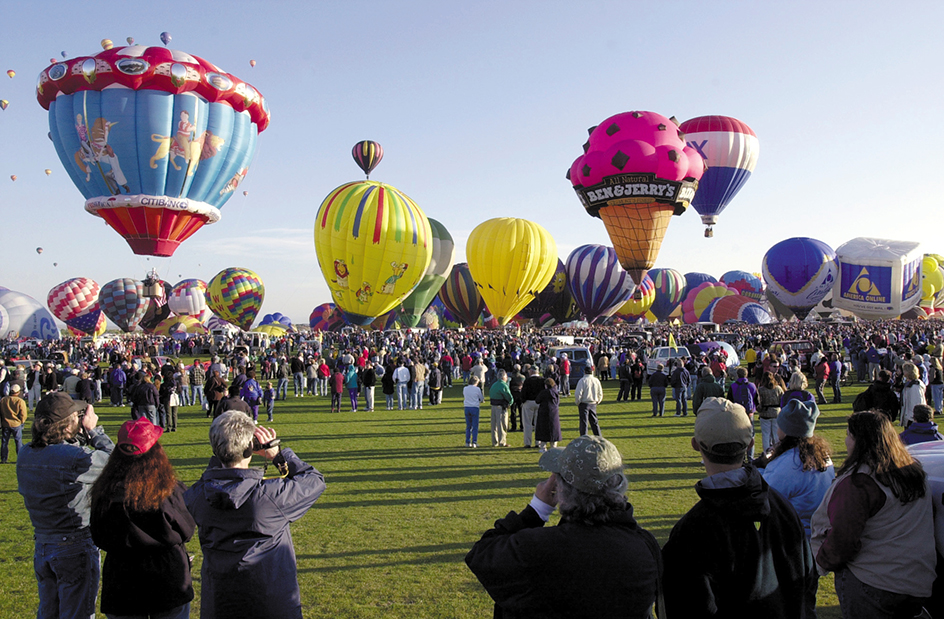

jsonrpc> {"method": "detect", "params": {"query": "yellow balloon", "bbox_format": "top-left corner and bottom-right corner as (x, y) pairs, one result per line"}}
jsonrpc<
(314, 180), (432, 325)
(617, 285), (655, 318)
(466, 218), (558, 326)
(101, 39), (113, 50)
(922, 255), (944, 299)
(253, 324), (287, 337)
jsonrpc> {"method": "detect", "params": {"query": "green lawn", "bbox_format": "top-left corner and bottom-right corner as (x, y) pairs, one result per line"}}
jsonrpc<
(0, 379), (864, 618)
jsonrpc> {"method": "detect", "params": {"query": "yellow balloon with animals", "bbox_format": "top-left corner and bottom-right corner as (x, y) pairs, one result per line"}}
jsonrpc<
(465, 218), (558, 326)
(314, 181), (432, 326)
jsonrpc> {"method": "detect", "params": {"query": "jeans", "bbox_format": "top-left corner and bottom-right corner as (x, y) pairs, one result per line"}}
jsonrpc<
(348, 388), (358, 411)
(34, 533), (100, 619)
(932, 384), (944, 412)
(308, 375), (318, 396)
(293, 372), (304, 397)
(673, 386), (687, 416)
(385, 393), (395, 409)
(411, 381), (425, 409)
(650, 387), (666, 416)
(577, 402), (601, 436)
(141, 404), (158, 426)
(191, 385), (205, 408)
(759, 416), (779, 452)
(179, 386), (191, 407)
(831, 377), (842, 403)
(1, 425), (23, 462)
(396, 383), (409, 409)
(106, 602), (190, 619)
(318, 376), (329, 396)
(266, 400), (274, 421)
(815, 378), (828, 404)
(617, 380), (631, 401)
(276, 378), (288, 400)
(835, 566), (925, 619)
(465, 407), (480, 445)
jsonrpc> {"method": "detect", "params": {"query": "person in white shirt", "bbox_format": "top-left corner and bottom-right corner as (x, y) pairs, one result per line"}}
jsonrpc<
(574, 362), (604, 436)
(462, 376), (485, 448)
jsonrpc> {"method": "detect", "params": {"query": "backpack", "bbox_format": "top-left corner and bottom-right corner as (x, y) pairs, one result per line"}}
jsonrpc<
(731, 381), (756, 413)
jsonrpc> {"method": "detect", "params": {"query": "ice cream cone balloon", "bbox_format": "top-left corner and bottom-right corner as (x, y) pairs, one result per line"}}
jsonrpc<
(568, 111), (705, 281)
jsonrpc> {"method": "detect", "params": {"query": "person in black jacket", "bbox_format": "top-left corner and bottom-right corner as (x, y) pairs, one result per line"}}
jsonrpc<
(466, 435), (659, 618)
(852, 369), (901, 421)
(662, 397), (815, 618)
(647, 364), (669, 417)
(90, 417), (195, 618)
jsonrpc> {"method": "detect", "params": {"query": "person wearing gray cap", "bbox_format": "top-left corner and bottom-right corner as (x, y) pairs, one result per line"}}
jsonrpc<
(465, 435), (660, 618)
(16, 392), (114, 619)
(662, 397), (815, 618)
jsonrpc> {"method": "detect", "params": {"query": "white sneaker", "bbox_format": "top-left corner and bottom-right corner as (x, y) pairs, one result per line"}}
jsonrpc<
(471, 443), (477, 448)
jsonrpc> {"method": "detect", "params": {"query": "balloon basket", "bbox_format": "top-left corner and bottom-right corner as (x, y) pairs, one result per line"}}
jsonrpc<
(704, 227), (714, 238)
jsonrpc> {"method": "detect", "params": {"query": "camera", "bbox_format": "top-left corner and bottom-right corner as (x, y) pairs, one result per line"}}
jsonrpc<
(252, 436), (281, 452)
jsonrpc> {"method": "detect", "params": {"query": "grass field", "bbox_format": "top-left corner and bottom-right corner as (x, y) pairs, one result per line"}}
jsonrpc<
(0, 377), (865, 618)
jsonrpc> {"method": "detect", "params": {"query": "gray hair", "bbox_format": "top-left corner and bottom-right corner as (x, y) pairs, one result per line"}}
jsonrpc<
(787, 371), (808, 391)
(556, 474), (628, 524)
(497, 369), (507, 381)
(210, 411), (255, 466)
(468, 375), (480, 386)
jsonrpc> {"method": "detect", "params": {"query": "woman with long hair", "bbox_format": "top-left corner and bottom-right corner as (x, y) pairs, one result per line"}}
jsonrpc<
(811, 411), (935, 618)
(90, 418), (195, 619)
(756, 371), (785, 452)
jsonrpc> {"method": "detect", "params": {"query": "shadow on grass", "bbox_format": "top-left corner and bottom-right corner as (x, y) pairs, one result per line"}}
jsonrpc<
(296, 541), (470, 572)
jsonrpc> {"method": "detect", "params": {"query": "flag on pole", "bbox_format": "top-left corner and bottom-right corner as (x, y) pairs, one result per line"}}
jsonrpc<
(668, 333), (678, 351)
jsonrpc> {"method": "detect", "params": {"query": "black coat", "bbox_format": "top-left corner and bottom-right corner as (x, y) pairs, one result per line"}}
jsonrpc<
(91, 482), (195, 615)
(534, 387), (561, 442)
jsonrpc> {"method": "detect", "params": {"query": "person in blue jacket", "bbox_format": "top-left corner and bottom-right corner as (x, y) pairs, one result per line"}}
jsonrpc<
(185, 412), (327, 619)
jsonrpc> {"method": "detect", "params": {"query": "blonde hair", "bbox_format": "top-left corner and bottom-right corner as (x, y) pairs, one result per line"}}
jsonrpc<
(903, 362), (919, 382)
(787, 372), (808, 391)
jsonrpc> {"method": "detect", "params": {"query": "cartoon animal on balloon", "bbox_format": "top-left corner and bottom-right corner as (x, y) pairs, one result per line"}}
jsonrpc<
(333, 260), (350, 288)
(356, 283), (373, 304)
(381, 262), (409, 294)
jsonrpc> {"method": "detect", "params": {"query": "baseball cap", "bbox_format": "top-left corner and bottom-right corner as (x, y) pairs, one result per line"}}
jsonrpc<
(694, 397), (753, 456)
(35, 392), (86, 424)
(539, 435), (626, 494)
(117, 418), (163, 455)
(10, 384), (21, 393)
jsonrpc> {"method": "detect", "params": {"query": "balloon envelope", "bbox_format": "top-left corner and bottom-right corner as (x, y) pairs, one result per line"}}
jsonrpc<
(38, 46), (270, 257)
(309, 303), (344, 332)
(47, 277), (100, 322)
(206, 268), (264, 331)
(352, 140), (383, 178)
(762, 237), (837, 320)
(168, 279), (208, 316)
(615, 273), (655, 319)
(565, 245), (636, 324)
(720, 270), (765, 301)
(682, 281), (736, 324)
(438, 263), (485, 327)
(831, 237), (923, 320)
(0, 289), (60, 339)
(398, 218), (454, 328)
(100, 278), (149, 332)
(520, 259), (580, 325)
(648, 268), (686, 322)
(314, 180), (432, 325)
(678, 115), (759, 232)
(569, 111), (705, 282)
(466, 218), (557, 326)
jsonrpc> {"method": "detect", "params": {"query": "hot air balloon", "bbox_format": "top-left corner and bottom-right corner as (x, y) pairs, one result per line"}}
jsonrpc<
(100, 278), (149, 332)
(615, 273), (656, 320)
(44, 169), (52, 176)
(126, 37), (135, 45)
(253, 323), (287, 337)
(260, 312), (293, 331)
(568, 111), (705, 282)
(684, 272), (717, 295)
(565, 245), (636, 324)
(53, 263), (58, 267)
(438, 263), (486, 327)
(168, 278), (208, 316)
(154, 315), (207, 337)
(9, 175), (15, 181)
(314, 180), (432, 325)
(648, 268), (686, 322)
(6, 70), (14, 78)
(36, 247), (43, 254)
(704, 294), (771, 325)
(920, 255), (944, 313)
(397, 218), (455, 328)
(720, 270), (765, 301)
(466, 218), (558, 326)
(66, 309), (107, 336)
(678, 115), (759, 237)
(309, 303), (344, 332)
(0, 101), (8, 111)
(243, 190), (248, 196)
(762, 237), (837, 320)
(352, 140), (383, 178)
(831, 237), (923, 320)
(682, 281), (736, 324)
(0, 289), (60, 340)
(368, 309), (399, 331)
(206, 267), (264, 331)
(47, 277), (101, 323)
(38, 46), (270, 257)
(100, 39), (113, 50)
(520, 259), (580, 325)
(160, 32), (172, 45)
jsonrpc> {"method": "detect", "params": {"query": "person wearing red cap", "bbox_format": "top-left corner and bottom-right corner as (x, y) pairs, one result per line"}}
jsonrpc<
(17, 392), (114, 619)
(90, 418), (195, 618)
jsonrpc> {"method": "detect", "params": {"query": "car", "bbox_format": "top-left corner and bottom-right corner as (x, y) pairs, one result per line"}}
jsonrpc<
(646, 347), (692, 376)
(547, 346), (593, 388)
(770, 340), (817, 373)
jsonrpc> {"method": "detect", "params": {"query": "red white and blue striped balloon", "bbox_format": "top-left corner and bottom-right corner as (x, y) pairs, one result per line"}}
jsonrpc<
(565, 245), (636, 323)
(678, 116), (759, 231)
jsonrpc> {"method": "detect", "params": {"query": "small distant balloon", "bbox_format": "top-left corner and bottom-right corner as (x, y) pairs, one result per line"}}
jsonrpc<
(160, 31), (172, 45)
(60, 51), (67, 58)
(6, 70), (14, 78)
(242, 190), (248, 196)
(249, 59), (256, 67)
(126, 37), (135, 45)
(101, 39), (113, 50)
(44, 169), (52, 176)
(10, 175), (16, 181)
(36, 247), (43, 254)
(0, 100), (9, 110)
(352, 140), (384, 178)
(49, 58), (56, 64)
(53, 262), (58, 267)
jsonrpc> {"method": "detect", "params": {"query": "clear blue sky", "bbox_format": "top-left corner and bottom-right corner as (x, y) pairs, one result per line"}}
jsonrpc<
(2, 0), (942, 327)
